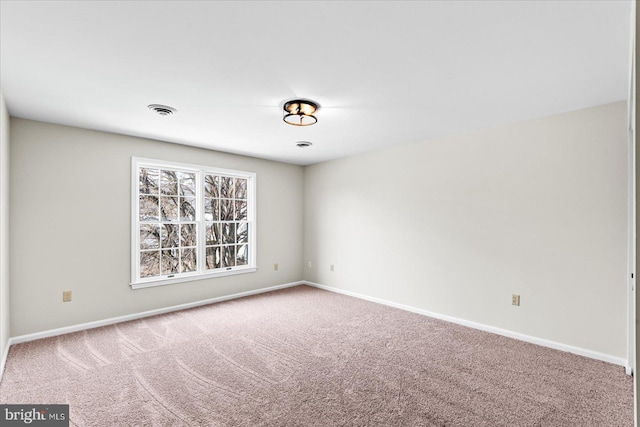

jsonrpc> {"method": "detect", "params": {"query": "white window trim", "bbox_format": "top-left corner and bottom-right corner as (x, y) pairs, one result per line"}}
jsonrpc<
(131, 157), (257, 289)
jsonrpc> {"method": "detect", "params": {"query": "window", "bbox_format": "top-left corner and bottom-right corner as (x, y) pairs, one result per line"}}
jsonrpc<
(132, 157), (256, 289)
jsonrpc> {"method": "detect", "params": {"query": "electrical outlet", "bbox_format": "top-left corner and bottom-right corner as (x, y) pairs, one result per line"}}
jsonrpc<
(307, 261), (312, 269)
(274, 263), (279, 271)
(63, 291), (72, 302)
(512, 294), (520, 306)
(330, 264), (334, 272)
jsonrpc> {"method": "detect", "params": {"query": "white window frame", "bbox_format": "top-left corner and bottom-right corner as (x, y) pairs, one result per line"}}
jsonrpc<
(131, 157), (257, 289)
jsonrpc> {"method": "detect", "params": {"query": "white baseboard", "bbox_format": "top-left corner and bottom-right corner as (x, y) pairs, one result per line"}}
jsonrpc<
(0, 281), (294, 384)
(0, 338), (10, 381)
(304, 281), (628, 368)
(8, 281), (303, 347)
(2, 279), (629, 384)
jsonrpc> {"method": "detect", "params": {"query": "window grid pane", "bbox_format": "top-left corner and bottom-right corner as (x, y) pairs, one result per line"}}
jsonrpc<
(204, 173), (252, 272)
(140, 168), (200, 278)
(135, 161), (254, 283)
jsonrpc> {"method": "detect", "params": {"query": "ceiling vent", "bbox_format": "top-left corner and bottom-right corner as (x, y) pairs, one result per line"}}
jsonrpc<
(295, 141), (313, 148)
(147, 104), (177, 116)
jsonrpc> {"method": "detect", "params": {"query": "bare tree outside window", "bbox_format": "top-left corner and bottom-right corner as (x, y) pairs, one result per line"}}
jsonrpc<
(133, 159), (255, 288)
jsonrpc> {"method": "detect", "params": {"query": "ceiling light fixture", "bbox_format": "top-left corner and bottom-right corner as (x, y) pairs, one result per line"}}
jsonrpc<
(148, 104), (177, 116)
(283, 99), (319, 126)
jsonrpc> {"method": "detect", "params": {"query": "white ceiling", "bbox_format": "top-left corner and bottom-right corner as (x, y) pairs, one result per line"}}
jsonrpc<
(0, 1), (632, 166)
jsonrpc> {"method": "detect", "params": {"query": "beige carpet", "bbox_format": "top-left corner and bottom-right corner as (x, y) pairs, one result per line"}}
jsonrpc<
(0, 285), (633, 426)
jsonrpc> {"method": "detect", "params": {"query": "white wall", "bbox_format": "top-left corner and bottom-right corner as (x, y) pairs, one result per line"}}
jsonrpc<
(304, 102), (628, 359)
(0, 93), (10, 365)
(9, 118), (304, 336)
(6, 102), (630, 362)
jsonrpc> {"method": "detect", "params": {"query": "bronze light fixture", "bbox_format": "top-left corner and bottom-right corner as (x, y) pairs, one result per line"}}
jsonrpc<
(283, 99), (319, 126)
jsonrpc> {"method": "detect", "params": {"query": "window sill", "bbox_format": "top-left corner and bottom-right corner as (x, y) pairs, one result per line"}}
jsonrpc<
(130, 267), (257, 289)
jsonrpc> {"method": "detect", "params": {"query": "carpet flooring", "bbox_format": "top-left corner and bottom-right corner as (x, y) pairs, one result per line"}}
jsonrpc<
(0, 285), (633, 426)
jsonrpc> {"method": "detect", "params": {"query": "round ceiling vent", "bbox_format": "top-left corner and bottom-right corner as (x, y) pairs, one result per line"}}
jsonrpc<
(147, 104), (177, 116)
(295, 141), (313, 148)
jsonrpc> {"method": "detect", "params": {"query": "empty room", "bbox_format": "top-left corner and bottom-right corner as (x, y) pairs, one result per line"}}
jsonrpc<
(0, 1), (638, 426)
